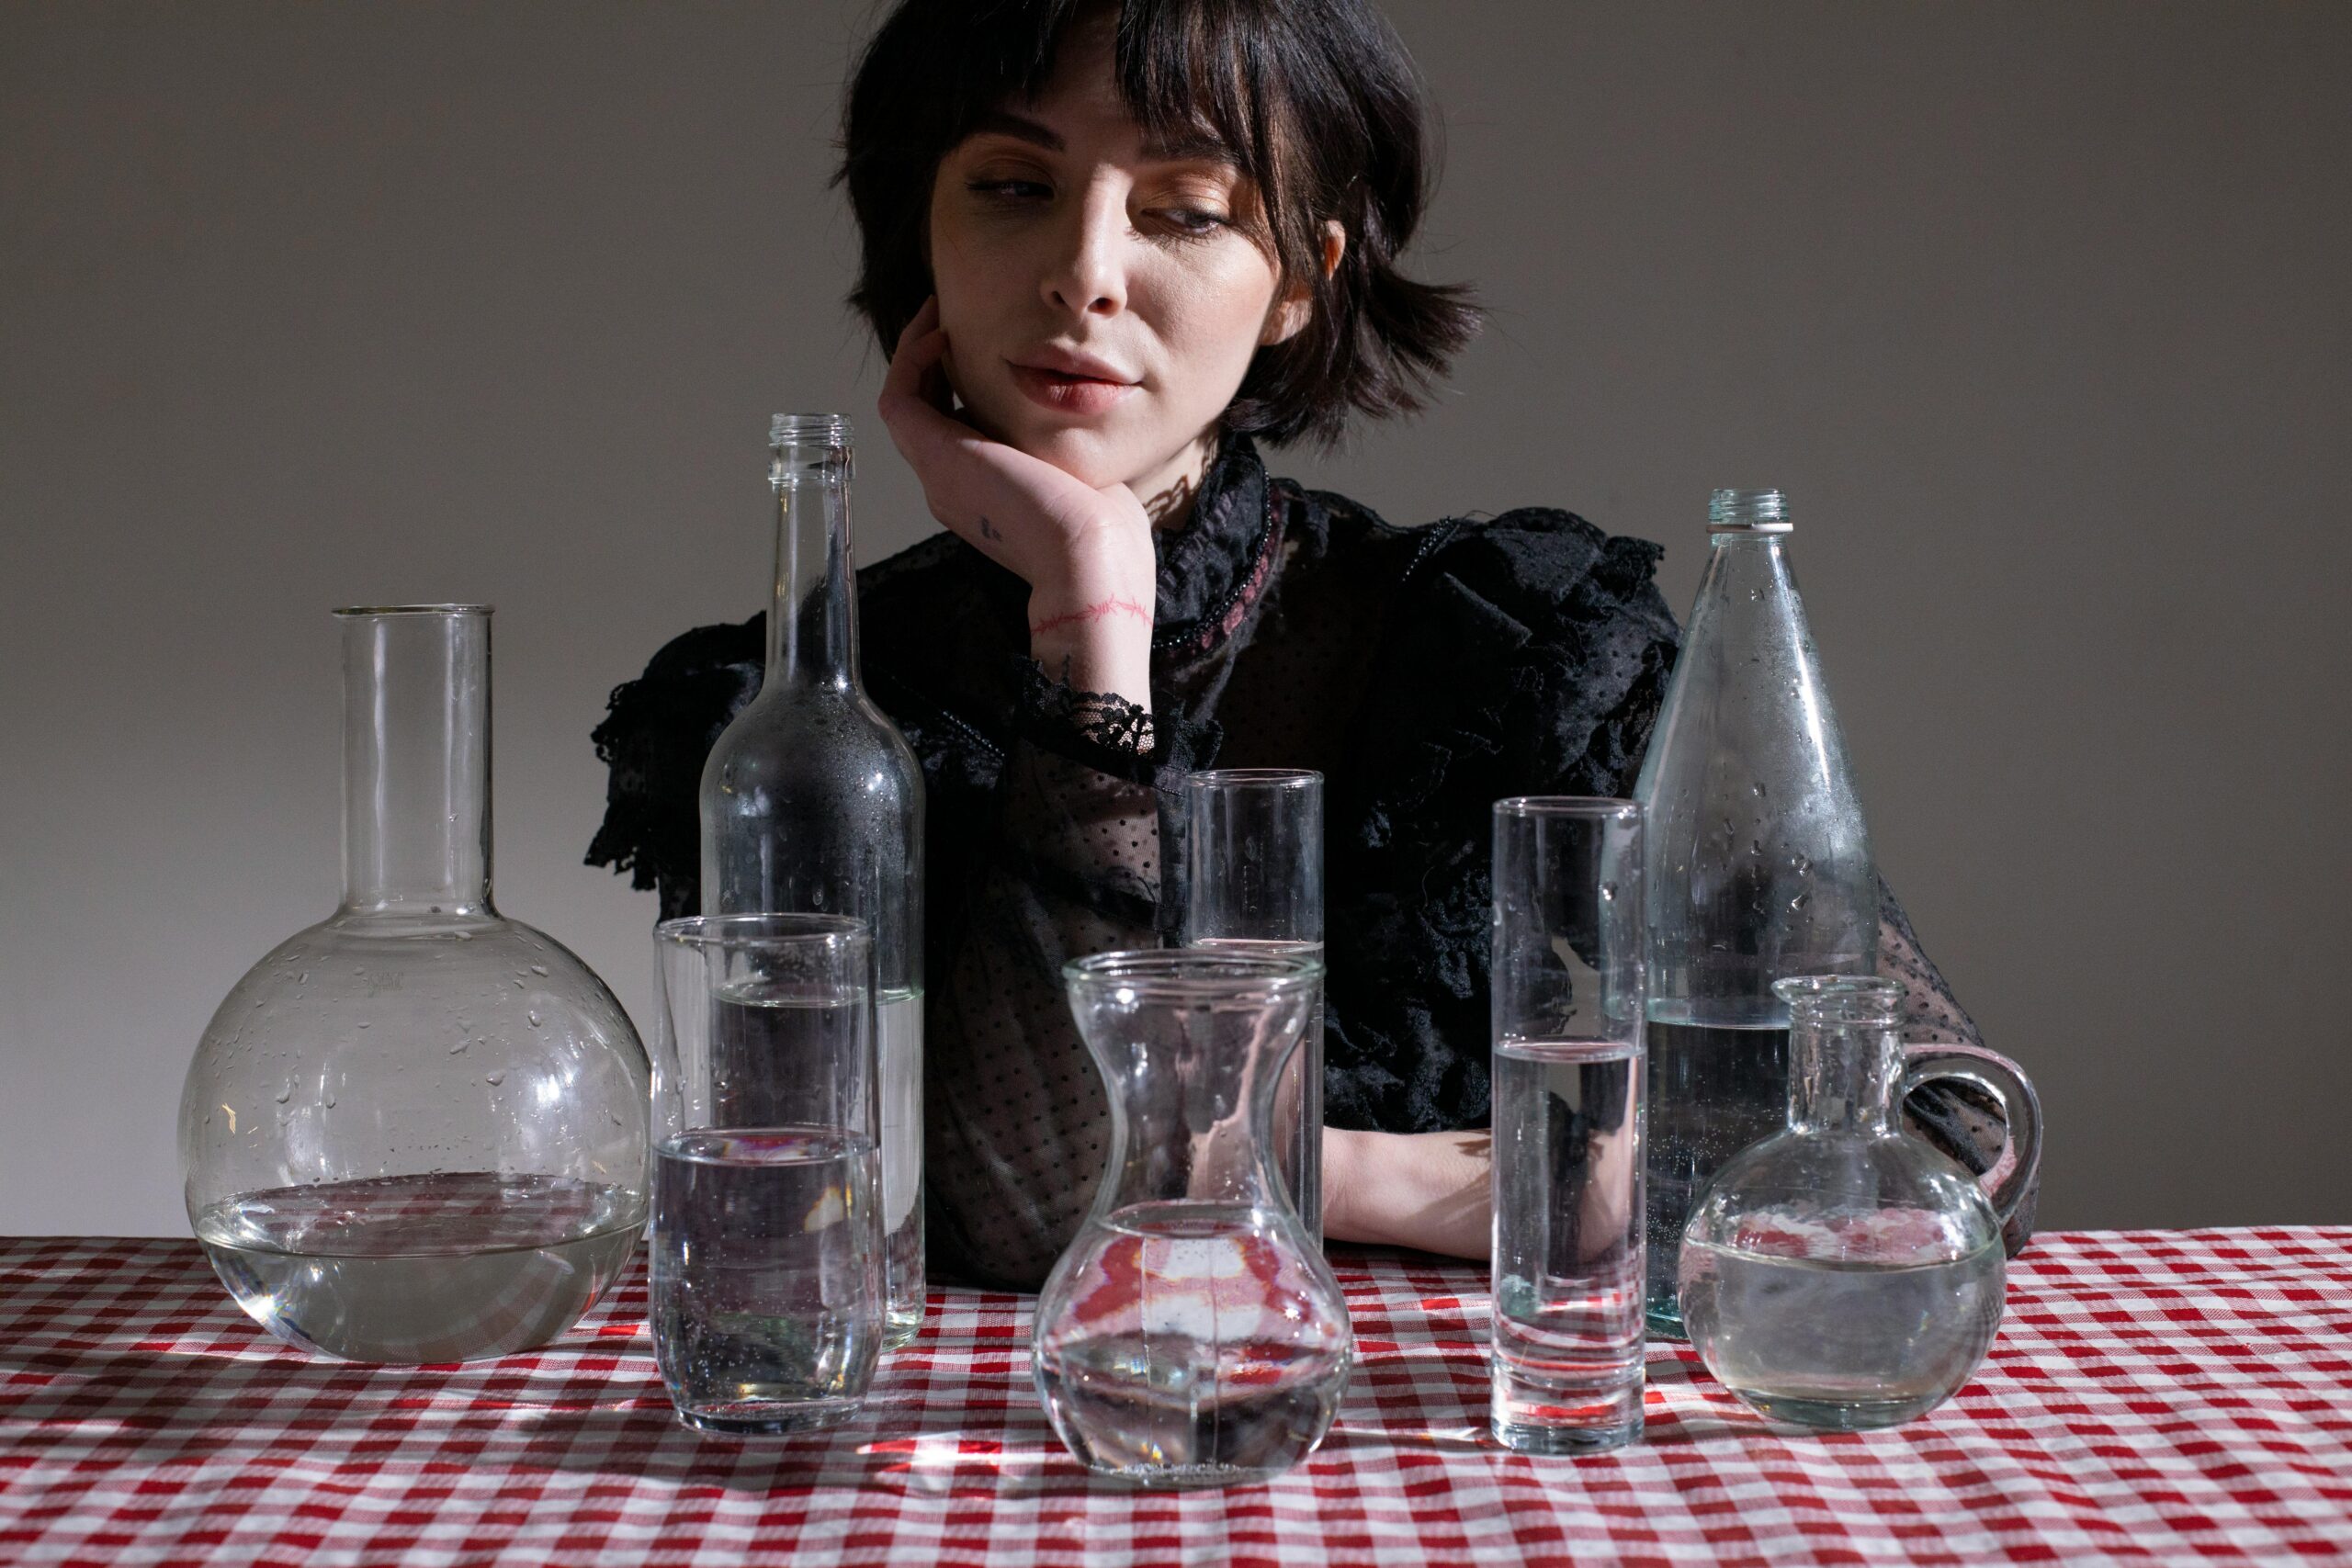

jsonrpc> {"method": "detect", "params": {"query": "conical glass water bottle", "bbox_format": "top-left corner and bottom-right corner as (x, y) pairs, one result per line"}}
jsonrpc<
(180, 606), (652, 1362)
(701, 414), (927, 1346)
(1633, 489), (1876, 1337)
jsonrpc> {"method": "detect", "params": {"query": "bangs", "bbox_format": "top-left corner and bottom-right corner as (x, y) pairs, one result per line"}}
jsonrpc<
(943, 3), (1302, 235)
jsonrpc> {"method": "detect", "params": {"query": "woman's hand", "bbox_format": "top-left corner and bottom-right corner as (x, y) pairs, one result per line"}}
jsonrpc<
(876, 298), (1158, 709)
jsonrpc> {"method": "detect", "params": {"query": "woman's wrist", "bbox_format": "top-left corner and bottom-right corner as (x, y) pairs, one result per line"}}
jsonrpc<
(1027, 558), (1155, 712)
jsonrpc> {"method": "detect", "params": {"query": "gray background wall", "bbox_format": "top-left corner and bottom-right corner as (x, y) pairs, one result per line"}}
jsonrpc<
(4, 1), (2346, 1237)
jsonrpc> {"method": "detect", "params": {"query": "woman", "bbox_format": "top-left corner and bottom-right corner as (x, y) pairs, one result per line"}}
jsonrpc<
(589, 0), (2010, 1289)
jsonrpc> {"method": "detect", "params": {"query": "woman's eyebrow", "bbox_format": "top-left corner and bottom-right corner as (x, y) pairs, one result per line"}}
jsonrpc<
(964, 107), (1233, 166)
(967, 108), (1063, 152)
(1140, 127), (1234, 164)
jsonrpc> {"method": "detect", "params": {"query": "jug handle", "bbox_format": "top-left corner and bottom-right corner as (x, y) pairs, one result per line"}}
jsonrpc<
(1900, 1043), (2042, 1255)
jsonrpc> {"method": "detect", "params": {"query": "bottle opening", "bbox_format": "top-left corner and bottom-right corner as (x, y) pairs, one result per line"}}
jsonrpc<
(1773, 975), (1903, 1028)
(770, 412), (853, 447)
(1708, 488), (1792, 534)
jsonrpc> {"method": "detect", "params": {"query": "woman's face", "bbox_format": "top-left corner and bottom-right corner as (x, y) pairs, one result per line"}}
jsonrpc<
(926, 18), (1302, 503)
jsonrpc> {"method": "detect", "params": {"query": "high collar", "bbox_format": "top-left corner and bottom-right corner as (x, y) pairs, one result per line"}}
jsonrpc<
(1151, 431), (1275, 654)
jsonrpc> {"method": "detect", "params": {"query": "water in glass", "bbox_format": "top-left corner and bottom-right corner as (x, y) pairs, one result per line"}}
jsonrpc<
(651, 1128), (884, 1434)
(196, 1172), (639, 1363)
(1491, 1039), (1646, 1451)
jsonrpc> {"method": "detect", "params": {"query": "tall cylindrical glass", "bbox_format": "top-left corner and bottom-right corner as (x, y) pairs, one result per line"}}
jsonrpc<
(1181, 768), (1323, 1243)
(700, 414), (926, 1347)
(650, 914), (882, 1435)
(1489, 797), (1646, 1453)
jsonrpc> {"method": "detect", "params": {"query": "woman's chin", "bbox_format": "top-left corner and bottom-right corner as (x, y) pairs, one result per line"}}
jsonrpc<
(993, 420), (1156, 491)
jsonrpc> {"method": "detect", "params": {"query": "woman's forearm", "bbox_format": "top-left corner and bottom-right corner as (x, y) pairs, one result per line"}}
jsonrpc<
(1321, 1127), (1491, 1259)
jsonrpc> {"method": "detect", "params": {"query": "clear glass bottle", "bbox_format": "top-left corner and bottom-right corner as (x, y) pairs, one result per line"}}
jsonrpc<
(1678, 976), (2041, 1430)
(700, 414), (926, 1347)
(1034, 951), (1353, 1489)
(179, 606), (651, 1363)
(1632, 488), (1877, 1338)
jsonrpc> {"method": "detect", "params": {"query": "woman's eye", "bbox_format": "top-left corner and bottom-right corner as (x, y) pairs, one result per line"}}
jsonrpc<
(1156, 208), (1229, 236)
(968, 179), (1050, 203)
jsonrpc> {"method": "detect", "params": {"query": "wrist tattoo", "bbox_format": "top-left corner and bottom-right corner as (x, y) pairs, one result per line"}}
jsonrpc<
(1030, 596), (1150, 637)
(977, 513), (1002, 543)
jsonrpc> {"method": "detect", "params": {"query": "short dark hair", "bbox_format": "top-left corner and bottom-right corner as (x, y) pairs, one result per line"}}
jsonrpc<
(837, 0), (1479, 447)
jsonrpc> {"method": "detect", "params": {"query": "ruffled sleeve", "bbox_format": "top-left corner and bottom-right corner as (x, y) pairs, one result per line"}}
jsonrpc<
(585, 618), (761, 919)
(1321, 507), (1681, 1134)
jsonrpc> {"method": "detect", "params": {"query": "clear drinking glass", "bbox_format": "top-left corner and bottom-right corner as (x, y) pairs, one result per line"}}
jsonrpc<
(1679, 976), (2041, 1431)
(1632, 488), (1878, 1338)
(179, 606), (650, 1363)
(1489, 796), (1647, 1453)
(649, 914), (884, 1435)
(701, 414), (926, 1348)
(1034, 951), (1352, 1488)
(1181, 768), (1324, 1243)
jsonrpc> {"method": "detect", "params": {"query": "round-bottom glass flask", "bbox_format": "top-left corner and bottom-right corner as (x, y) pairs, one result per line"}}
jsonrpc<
(1034, 952), (1352, 1489)
(179, 607), (652, 1362)
(1677, 976), (2041, 1430)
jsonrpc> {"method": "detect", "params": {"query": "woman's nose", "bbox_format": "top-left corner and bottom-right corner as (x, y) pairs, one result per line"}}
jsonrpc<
(1040, 182), (1128, 320)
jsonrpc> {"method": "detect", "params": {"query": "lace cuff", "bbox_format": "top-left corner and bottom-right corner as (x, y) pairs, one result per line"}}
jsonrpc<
(1009, 656), (1221, 784)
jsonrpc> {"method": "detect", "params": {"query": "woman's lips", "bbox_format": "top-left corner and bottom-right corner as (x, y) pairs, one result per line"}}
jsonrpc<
(1009, 362), (1137, 416)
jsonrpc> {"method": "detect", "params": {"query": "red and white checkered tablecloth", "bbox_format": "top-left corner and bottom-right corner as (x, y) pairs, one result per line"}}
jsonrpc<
(3, 1229), (2347, 1566)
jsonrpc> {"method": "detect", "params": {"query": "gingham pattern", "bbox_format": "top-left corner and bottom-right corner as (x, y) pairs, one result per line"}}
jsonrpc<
(3, 1230), (2347, 1566)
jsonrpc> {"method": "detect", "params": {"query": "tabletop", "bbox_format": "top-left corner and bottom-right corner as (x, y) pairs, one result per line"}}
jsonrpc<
(2, 1229), (2347, 1567)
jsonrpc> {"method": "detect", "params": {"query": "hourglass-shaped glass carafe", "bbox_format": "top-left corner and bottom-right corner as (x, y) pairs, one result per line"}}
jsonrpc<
(1034, 951), (1352, 1488)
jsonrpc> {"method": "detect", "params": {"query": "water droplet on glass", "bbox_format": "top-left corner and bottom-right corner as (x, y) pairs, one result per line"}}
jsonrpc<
(1750, 839), (1763, 857)
(527, 1010), (543, 1029)
(296, 972), (308, 985)
(449, 1039), (469, 1054)
(529, 964), (548, 976)
(356, 1021), (370, 1030)
(512, 977), (526, 989)
(1790, 893), (1810, 911)
(1748, 587), (1762, 601)
(1600, 882), (1619, 902)
(274, 1081), (291, 1104)
(1792, 853), (1813, 875)
(485, 1070), (506, 1087)
(1752, 782), (1767, 798)
(322, 1092), (337, 1110)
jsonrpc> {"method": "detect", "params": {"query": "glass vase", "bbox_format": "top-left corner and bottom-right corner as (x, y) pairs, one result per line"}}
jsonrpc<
(1677, 976), (2042, 1430)
(179, 605), (651, 1363)
(1034, 951), (1352, 1488)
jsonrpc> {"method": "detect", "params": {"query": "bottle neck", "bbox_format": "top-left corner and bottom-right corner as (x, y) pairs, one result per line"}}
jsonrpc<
(1787, 1005), (1903, 1134)
(766, 439), (859, 692)
(339, 609), (492, 918)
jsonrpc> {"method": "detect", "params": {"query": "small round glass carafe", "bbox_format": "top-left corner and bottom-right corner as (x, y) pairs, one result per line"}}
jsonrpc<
(1678, 976), (2041, 1430)
(178, 606), (652, 1363)
(1034, 951), (1352, 1489)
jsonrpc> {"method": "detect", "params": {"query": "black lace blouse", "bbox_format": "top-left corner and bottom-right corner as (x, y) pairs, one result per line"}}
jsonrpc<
(588, 434), (2021, 1289)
